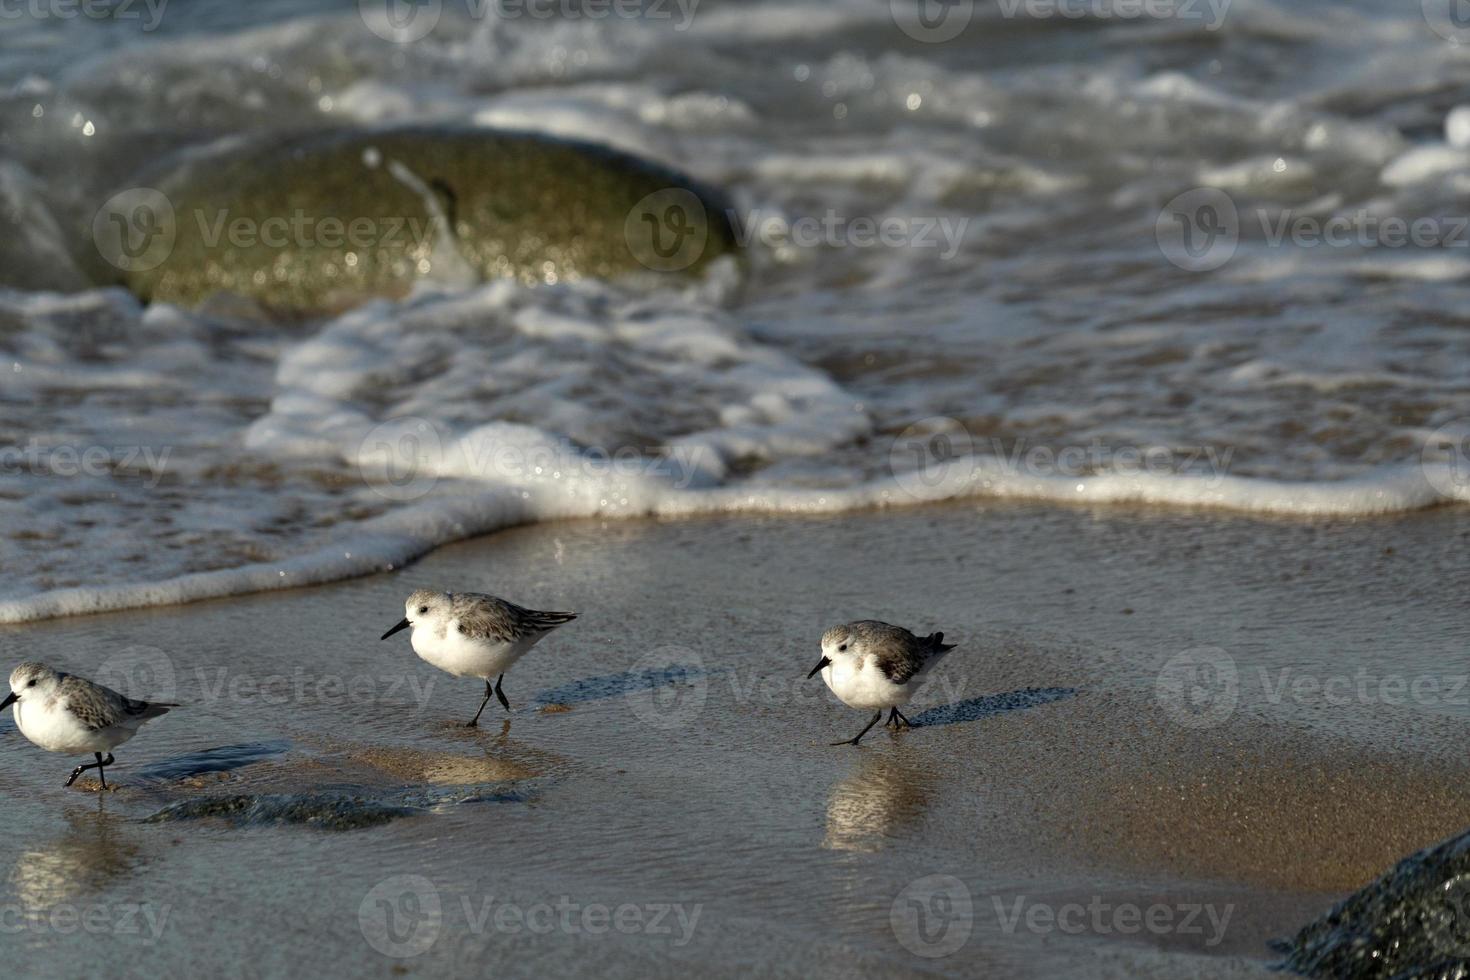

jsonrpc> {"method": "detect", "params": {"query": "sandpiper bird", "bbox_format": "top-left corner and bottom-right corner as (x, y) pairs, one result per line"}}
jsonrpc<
(807, 621), (956, 746)
(382, 590), (577, 726)
(3, 662), (176, 788)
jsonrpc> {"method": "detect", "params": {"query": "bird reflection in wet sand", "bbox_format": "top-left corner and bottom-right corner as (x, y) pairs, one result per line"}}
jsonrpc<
(822, 754), (934, 852)
(10, 807), (139, 908)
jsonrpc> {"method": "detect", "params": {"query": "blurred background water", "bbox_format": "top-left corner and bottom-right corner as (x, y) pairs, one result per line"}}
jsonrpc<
(3, 0), (1470, 611)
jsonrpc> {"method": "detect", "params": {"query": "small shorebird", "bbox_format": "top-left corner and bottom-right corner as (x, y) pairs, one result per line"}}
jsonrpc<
(382, 590), (577, 726)
(807, 621), (956, 746)
(2, 662), (176, 788)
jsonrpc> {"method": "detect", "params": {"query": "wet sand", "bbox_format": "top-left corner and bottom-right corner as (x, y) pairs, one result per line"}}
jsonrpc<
(3, 500), (1470, 977)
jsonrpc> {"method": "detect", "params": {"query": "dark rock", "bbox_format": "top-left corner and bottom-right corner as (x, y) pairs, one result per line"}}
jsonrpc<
(1278, 828), (1470, 978)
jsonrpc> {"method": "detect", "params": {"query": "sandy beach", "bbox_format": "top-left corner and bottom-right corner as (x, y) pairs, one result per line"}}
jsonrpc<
(3, 501), (1466, 977)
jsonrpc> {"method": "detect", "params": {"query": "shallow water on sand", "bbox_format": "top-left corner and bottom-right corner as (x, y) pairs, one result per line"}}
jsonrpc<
(2, 502), (1468, 977)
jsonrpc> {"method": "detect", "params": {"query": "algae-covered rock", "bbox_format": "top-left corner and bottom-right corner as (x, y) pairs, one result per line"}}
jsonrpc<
(1278, 827), (1470, 978)
(144, 785), (529, 831)
(98, 126), (739, 315)
(145, 793), (421, 831)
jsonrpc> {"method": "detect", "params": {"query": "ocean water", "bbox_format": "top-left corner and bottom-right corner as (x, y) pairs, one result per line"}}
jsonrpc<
(4, 0), (1470, 620)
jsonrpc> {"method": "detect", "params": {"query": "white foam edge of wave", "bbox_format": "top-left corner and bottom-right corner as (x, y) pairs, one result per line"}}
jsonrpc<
(0, 455), (1463, 625)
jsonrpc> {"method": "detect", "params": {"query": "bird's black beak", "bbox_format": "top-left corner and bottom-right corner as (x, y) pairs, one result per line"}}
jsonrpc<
(381, 618), (411, 641)
(1, 692), (16, 710)
(806, 656), (831, 680)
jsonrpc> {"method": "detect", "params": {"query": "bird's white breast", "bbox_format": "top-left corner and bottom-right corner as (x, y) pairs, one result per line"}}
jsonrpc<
(410, 622), (531, 678)
(13, 697), (130, 755)
(822, 656), (910, 710)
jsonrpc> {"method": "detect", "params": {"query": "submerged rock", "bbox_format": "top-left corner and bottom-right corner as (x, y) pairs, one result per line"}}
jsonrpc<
(102, 126), (739, 315)
(143, 782), (530, 831)
(145, 793), (421, 831)
(1278, 827), (1470, 978)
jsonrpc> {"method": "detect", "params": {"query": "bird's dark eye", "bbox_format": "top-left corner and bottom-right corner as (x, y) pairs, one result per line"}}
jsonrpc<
(418, 606), (429, 614)
(27, 680), (35, 687)
(838, 644), (847, 652)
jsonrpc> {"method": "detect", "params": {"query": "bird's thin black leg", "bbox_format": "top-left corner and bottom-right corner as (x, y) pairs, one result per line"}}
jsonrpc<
(64, 753), (107, 788)
(893, 708), (913, 730)
(467, 681), (493, 727)
(494, 674), (510, 713)
(832, 711), (884, 747)
(96, 753), (108, 789)
(884, 708), (899, 729)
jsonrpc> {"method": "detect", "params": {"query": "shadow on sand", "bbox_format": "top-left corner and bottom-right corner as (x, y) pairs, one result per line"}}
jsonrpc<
(532, 665), (721, 707)
(909, 687), (1078, 728)
(134, 741), (291, 782)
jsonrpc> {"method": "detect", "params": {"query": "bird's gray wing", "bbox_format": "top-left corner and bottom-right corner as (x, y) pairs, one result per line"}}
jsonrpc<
(59, 675), (130, 730)
(858, 622), (930, 685)
(61, 674), (173, 730)
(455, 593), (577, 642)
